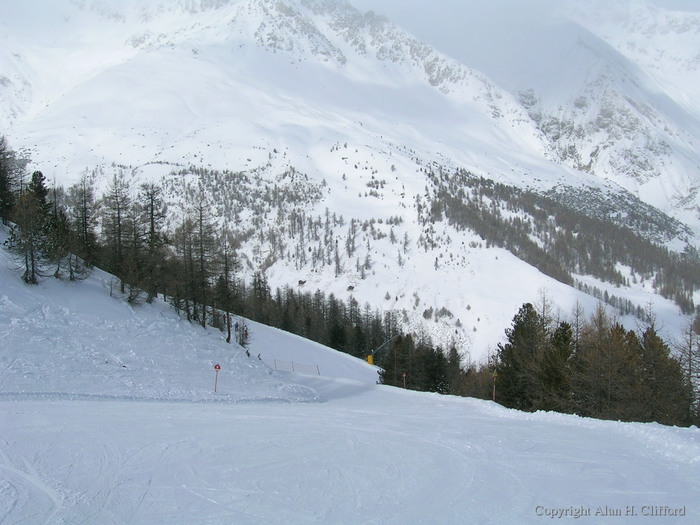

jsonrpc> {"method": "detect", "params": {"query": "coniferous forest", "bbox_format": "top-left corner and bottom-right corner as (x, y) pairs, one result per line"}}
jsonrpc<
(2, 135), (699, 427)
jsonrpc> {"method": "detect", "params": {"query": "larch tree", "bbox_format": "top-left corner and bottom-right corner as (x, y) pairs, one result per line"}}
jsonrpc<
(674, 318), (700, 423)
(193, 199), (216, 328)
(0, 135), (17, 224)
(213, 229), (239, 343)
(67, 171), (100, 267)
(171, 217), (196, 322)
(138, 183), (167, 302)
(45, 185), (73, 279)
(101, 171), (132, 293)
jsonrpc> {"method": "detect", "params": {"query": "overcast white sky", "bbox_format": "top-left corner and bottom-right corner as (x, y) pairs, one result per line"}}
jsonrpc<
(347, 0), (700, 21)
(346, 0), (700, 86)
(346, 0), (700, 56)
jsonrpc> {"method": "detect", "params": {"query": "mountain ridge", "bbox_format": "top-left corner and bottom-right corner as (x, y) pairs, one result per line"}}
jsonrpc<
(2, 0), (699, 358)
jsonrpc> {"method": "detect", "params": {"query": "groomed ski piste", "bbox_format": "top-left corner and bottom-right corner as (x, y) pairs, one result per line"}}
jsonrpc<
(1, 226), (699, 524)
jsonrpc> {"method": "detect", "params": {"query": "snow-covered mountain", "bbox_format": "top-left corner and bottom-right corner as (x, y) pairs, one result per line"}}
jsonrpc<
(1, 226), (698, 524)
(505, 1), (700, 225)
(375, 0), (700, 225)
(1, 0), (541, 173)
(1, 0), (699, 358)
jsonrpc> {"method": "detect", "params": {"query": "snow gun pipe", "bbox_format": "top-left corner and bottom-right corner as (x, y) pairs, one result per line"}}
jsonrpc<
(371, 335), (401, 356)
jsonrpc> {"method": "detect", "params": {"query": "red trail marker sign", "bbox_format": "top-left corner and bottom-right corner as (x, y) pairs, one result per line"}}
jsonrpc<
(213, 364), (221, 392)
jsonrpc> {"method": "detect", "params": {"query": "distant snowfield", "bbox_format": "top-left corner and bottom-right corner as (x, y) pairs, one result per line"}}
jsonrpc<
(1, 229), (699, 523)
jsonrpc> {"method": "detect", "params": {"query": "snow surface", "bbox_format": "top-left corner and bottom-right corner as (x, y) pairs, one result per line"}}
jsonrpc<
(1, 228), (700, 524)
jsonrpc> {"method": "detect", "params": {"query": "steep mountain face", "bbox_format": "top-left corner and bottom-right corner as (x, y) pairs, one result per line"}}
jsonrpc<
(568, 1), (700, 221)
(1, 0), (543, 163)
(571, 0), (700, 103)
(1, 0), (699, 358)
(518, 40), (693, 212)
(450, 0), (700, 225)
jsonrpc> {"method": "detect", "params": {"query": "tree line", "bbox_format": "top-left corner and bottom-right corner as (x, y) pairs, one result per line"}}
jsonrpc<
(0, 137), (460, 393)
(2, 136), (698, 425)
(428, 169), (700, 315)
(461, 298), (700, 427)
(0, 162), (460, 393)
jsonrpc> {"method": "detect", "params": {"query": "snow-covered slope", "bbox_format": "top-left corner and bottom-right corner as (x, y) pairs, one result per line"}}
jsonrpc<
(1, 0), (699, 359)
(1, 226), (699, 524)
(1, 0), (545, 180)
(0, 227), (331, 403)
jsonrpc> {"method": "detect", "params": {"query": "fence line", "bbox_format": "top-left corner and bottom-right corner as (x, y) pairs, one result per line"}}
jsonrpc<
(263, 358), (321, 376)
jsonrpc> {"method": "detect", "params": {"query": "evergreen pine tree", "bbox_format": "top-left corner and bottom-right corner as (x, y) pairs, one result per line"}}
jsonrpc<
(637, 326), (693, 425)
(536, 321), (573, 412)
(494, 303), (545, 411)
(5, 171), (52, 284)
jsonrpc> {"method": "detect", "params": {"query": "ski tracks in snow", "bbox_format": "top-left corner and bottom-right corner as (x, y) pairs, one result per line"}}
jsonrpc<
(0, 437), (62, 524)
